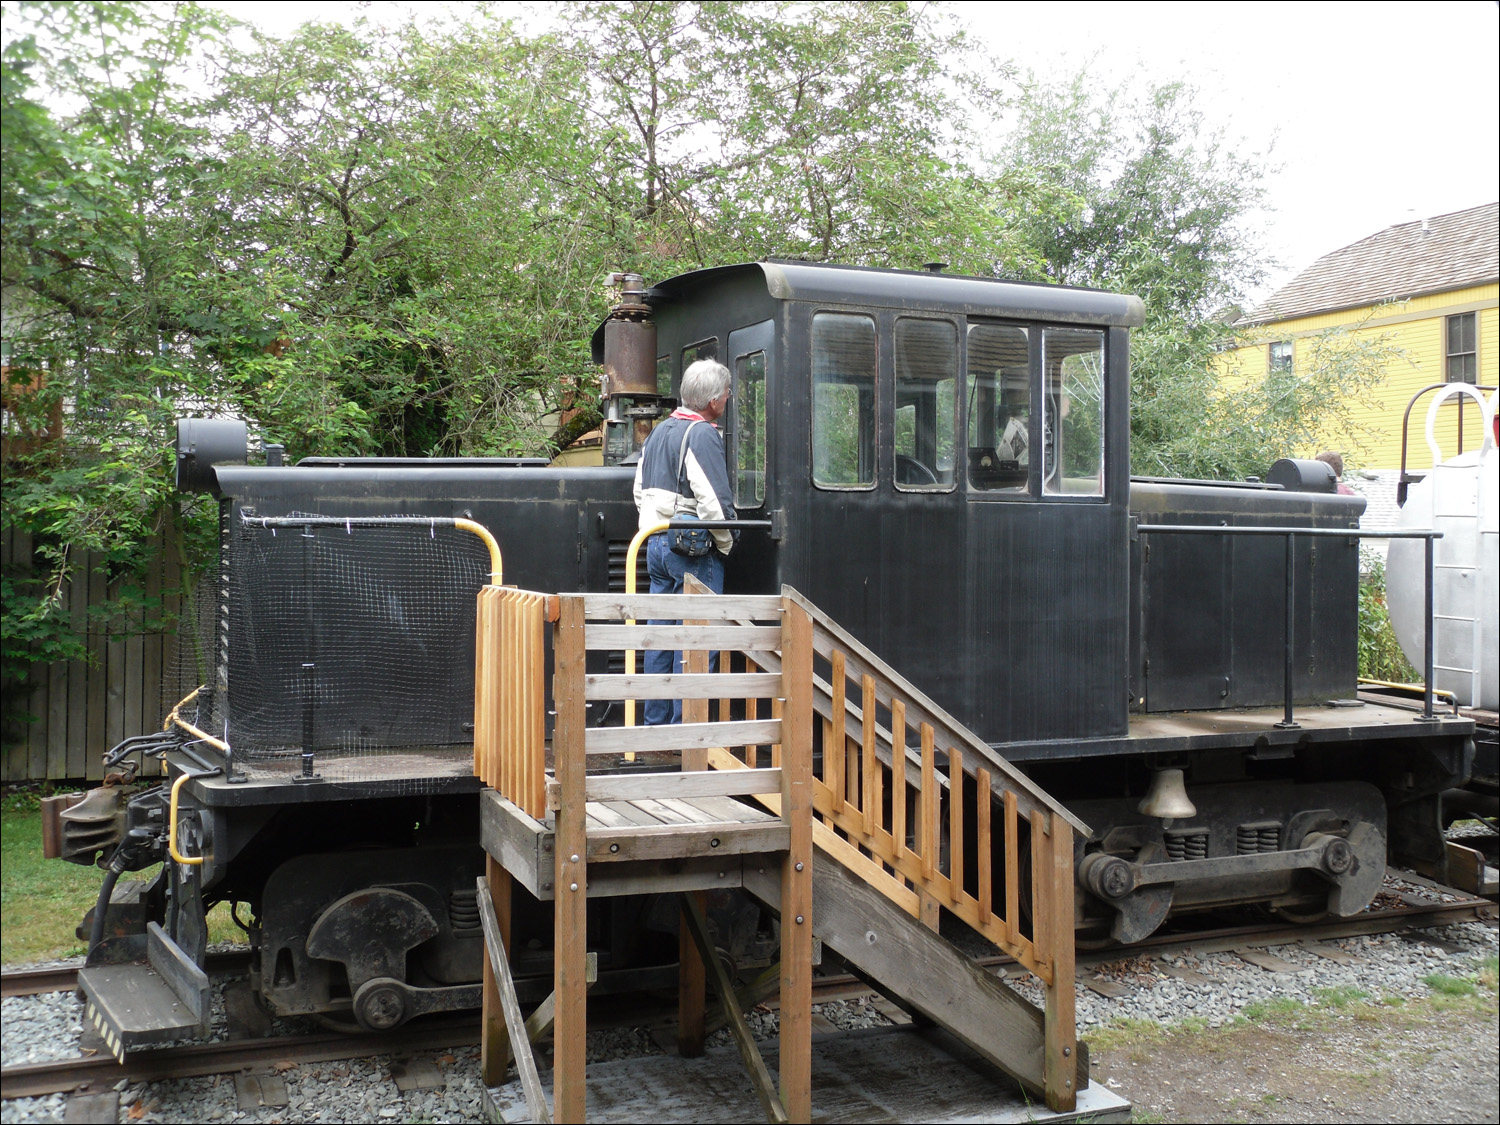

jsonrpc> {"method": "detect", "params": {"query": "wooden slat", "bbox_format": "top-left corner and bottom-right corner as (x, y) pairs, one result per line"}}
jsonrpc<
(861, 675), (877, 836)
(628, 797), (697, 826)
(717, 648), (732, 728)
(828, 650), (846, 814)
(477, 875), (550, 1123)
(920, 724), (935, 881)
(577, 768), (783, 804)
(1004, 789), (1019, 946)
(890, 700), (906, 863)
(480, 856), (511, 1086)
(472, 588), (486, 784)
(949, 746), (964, 897)
(586, 819), (789, 863)
(583, 718), (782, 756)
(579, 593), (783, 620)
(1029, 809), (1051, 985)
(977, 768), (992, 925)
(585, 624), (782, 652)
(584, 672), (782, 701)
(527, 592), (546, 818)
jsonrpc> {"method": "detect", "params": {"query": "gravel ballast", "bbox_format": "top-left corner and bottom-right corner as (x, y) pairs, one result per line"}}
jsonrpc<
(2, 908), (1495, 1123)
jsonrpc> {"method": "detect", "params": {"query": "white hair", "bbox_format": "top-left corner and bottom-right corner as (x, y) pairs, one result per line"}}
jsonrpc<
(680, 359), (731, 411)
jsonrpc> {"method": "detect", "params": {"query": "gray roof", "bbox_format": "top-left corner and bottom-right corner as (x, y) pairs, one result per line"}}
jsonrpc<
(1243, 203), (1498, 325)
(652, 262), (1147, 327)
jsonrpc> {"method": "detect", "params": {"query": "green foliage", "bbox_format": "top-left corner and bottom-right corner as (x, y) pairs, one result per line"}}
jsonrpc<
(1358, 559), (1419, 683)
(1, 2), (1391, 707)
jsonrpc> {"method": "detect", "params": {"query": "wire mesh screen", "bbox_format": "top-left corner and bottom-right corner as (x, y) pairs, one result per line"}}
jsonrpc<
(188, 512), (490, 785)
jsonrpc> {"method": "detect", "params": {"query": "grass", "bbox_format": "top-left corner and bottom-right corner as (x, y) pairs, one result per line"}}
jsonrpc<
(1238, 996), (1304, 1022)
(1423, 972), (1478, 997)
(1, 800), (242, 965)
(1314, 985), (1370, 1009)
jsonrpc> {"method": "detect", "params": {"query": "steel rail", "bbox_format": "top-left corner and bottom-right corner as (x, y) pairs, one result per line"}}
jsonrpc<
(4, 887), (1491, 1100)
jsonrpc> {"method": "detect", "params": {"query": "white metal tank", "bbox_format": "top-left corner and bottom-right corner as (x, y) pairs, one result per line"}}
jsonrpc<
(1386, 384), (1498, 710)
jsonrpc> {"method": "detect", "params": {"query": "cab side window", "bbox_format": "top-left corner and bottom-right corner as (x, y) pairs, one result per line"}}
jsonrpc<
(734, 352), (767, 508)
(894, 318), (957, 490)
(812, 312), (877, 489)
(1042, 328), (1105, 496)
(966, 324), (1030, 493)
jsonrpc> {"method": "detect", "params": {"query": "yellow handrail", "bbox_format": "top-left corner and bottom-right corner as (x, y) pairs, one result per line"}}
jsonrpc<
(623, 521), (671, 730)
(455, 517), (504, 586)
(168, 771), (204, 866)
(165, 687), (231, 752)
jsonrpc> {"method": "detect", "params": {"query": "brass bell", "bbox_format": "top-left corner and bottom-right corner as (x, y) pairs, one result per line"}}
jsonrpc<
(1138, 768), (1197, 820)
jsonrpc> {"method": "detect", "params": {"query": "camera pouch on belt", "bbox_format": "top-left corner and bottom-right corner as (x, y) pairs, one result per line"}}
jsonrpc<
(669, 421), (716, 558)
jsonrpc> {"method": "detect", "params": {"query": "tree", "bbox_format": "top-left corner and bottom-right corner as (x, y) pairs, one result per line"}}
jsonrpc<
(988, 72), (1385, 480)
(2, 1), (232, 699)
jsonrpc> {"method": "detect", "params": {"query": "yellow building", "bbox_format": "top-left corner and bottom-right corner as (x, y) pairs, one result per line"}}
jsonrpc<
(1223, 203), (1497, 480)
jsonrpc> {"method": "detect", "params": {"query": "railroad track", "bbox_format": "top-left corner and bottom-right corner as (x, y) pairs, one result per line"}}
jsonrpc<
(3, 886), (1494, 1102)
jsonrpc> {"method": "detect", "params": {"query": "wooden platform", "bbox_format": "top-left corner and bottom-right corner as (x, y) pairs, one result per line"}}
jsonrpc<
(481, 788), (789, 901)
(482, 1025), (1131, 1124)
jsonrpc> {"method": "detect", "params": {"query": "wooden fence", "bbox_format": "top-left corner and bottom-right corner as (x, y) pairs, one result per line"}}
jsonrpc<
(1, 524), (190, 783)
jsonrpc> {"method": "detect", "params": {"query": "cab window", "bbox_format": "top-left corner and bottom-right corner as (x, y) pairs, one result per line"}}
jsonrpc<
(812, 312), (876, 489)
(966, 324), (1030, 493)
(1042, 328), (1105, 496)
(734, 351), (767, 508)
(894, 318), (956, 490)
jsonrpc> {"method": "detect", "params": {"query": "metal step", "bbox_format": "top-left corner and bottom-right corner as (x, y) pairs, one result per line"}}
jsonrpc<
(77, 922), (210, 1061)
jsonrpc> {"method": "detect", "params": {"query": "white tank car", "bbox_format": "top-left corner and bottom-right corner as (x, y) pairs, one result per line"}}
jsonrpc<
(1386, 384), (1498, 710)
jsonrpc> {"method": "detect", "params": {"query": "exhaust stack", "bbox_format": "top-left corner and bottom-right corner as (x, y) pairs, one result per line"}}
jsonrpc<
(600, 273), (664, 465)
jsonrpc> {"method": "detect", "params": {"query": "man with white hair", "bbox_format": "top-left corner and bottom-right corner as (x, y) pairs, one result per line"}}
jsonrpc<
(633, 358), (738, 724)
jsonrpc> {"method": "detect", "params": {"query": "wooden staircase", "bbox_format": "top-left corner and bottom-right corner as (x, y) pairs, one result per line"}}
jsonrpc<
(473, 582), (1085, 1123)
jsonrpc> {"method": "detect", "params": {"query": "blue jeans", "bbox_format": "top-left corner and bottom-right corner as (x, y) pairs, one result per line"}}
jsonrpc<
(644, 533), (724, 725)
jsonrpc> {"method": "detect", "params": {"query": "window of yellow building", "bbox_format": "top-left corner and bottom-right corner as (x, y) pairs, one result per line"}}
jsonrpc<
(1446, 313), (1477, 383)
(1268, 340), (1293, 374)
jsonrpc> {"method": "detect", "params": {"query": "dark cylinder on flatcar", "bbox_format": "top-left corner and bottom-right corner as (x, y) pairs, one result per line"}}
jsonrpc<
(1265, 457), (1337, 492)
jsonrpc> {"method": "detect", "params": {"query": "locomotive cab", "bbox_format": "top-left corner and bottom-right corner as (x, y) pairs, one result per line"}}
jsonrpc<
(597, 261), (1144, 746)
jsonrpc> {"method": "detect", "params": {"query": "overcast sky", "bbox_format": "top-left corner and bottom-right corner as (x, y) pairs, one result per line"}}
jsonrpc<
(218, 1), (1500, 302)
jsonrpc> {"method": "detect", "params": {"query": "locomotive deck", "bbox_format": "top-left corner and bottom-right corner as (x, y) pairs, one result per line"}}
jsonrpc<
(999, 701), (1473, 762)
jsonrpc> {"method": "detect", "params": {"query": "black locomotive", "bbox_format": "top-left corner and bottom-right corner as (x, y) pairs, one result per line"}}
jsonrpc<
(50, 262), (1473, 1044)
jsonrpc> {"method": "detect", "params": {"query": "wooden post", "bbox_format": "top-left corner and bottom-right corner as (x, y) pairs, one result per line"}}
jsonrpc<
(552, 596), (588, 1124)
(480, 854), (514, 1086)
(1042, 815), (1078, 1113)
(678, 637), (709, 1056)
(779, 596), (814, 1123)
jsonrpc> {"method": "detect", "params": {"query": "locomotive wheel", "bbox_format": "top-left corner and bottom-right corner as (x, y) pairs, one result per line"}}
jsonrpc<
(353, 978), (409, 1031)
(1272, 902), (1330, 925)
